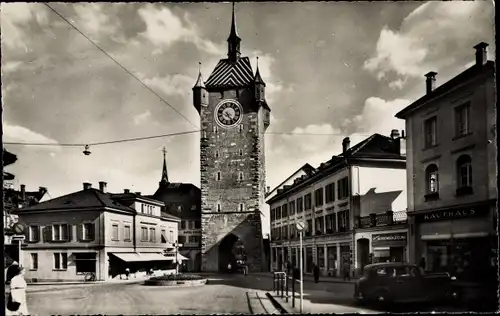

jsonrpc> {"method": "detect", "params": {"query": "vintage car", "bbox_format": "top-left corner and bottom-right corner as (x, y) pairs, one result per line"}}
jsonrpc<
(354, 262), (458, 305)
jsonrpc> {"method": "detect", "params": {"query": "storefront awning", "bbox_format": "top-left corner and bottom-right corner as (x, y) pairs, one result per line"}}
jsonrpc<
(111, 252), (171, 262)
(164, 251), (189, 262)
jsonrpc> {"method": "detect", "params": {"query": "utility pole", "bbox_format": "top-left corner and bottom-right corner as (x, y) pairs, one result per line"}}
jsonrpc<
(296, 221), (305, 314)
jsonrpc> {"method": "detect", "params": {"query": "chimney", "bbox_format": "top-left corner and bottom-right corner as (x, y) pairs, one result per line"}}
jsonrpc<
(390, 129), (400, 139)
(342, 137), (350, 153)
(425, 72), (437, 94)
(124, 189), (130, 194)
(135, 192), (141, 196)
(83, 182), (92, 190)
(266, 186), (270, 194)
(474, 42), (488, 66)
(20, 185), (26, 201)
(99, 181), (107, 193)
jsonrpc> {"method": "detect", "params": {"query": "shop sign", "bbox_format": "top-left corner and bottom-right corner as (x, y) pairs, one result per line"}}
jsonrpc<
(419, 207), (484, 222)
(372, 232), (407, 247)
(181, 230), (201, 235)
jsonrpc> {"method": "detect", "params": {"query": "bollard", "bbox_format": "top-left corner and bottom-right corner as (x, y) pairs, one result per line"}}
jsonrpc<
(280, 274), (284, 298)
(292, 273), (295, 308)
(285, 273), (288, 303)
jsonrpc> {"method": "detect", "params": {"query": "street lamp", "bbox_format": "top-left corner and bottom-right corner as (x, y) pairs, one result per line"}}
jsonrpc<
(295, 220), (305, 314)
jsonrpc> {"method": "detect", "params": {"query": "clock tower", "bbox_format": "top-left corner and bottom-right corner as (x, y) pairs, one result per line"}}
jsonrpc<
(192, 3), (271, 272)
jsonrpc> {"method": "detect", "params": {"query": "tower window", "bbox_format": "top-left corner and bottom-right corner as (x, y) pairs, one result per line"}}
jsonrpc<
(239, 124), (243, 133)
(217, 172), (221, 181)
(213, 125), (218, 133)
(216, 150), (219, 158)
(239, 172), (244, 181)
(217, 203), (221, 212)
(239, 149), (243, 156)
(239, 203), (244, 212)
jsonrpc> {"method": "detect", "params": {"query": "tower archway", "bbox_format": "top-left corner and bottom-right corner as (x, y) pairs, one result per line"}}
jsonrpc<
(218, 233), (246, 272)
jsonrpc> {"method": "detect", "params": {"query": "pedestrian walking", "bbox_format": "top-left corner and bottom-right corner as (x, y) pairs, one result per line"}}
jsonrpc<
(227, 262), (232, 273)
(313, 263), (320, 283)
(286, 260), (292, 275)
(6, 265), (28, 316)
(125, 268), (130, 280)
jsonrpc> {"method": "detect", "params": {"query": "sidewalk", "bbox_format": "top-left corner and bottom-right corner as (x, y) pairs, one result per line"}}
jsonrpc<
(267, 289), (380, 314)
(251, 272), (358, 284)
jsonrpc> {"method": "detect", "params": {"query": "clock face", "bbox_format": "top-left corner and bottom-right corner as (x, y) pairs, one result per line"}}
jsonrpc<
(215, 100), (243, 128)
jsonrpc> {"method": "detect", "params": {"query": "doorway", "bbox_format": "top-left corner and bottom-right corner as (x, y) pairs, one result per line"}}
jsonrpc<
(357, 238), (370, 273)
(218, 233), (246, 272)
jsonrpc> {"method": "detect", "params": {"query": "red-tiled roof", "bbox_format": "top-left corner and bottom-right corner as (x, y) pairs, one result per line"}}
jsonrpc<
(205, 57), (254, 89)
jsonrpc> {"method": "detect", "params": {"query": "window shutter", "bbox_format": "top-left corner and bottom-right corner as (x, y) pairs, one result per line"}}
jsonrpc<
(67, 224), (73, 242)
(24, 225), (30, 242)
(77, 224), (83, 242)
(89, 223), (96, 241)
(63, 224), (69, 241)
(35, 226), (40, 243)
(44, 226), (52, 242)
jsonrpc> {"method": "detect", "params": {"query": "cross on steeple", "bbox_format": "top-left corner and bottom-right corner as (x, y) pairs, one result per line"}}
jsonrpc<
(161, 146), (169, 183)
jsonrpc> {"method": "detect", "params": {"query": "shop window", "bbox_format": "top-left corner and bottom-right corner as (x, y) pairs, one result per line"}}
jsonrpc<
(75, 253), (96, 273)
(317, 247), (325, 268)
(161, 229), (166, 243)
(456, 155), (473, 195)
(327, 246), (337, 270)
(425, 164), (439, 200)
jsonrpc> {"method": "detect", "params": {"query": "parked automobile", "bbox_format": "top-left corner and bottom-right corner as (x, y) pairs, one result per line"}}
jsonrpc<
(354, 262), (458, 305)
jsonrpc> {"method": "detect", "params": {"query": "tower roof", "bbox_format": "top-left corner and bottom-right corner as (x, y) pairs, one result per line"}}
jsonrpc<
(205, 57), (254, 88)
(193, 62), (205, 89)
(254, 57), (266, 85)
(161, 147), (169, 183)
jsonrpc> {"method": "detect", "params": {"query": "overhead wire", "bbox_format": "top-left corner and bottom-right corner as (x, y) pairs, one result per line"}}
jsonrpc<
(42, 2), (200, 130)
(3, 131), (373, 147)
(3, 3), (374, 149)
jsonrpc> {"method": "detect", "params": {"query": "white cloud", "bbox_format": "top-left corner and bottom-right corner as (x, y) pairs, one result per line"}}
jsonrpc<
(3, 122), (59, 145)
(73, 4), (121, 43)
(347, 97), (409, 135)
(133, 110), (152, 125)
(364, 1), (490, 86)
(137, 5), (224, 55)
(388, 77), (408, 90)
(143, 73), (194, 97)
(0, 3), (49, 50)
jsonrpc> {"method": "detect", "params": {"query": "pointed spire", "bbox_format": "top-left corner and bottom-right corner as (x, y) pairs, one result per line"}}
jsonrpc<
(227, 2), (241, 62)
(254, 56), (265, 85)
(161, 147), (169, 183)
(193, 62), (205, 89)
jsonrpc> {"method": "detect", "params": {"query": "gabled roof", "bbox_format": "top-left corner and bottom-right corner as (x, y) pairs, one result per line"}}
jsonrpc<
(265, 163), (316, 199)
(205, 57), (254, 89)
(109, 193), (165, 206)
(4, 187), (49, 207)
(15, 188), (134, 213)
(396, 61), (495, 119)
(153, 182), (200, 197)
(268, 133), (405, 204)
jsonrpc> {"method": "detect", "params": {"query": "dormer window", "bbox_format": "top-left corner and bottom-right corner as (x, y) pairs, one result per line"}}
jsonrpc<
(239, 172), (244, 181)
(217, 203), (221, 212)
(239, 203), (244, 212)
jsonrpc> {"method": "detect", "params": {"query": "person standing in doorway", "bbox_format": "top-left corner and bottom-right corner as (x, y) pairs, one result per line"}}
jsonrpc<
(313, 263), (320, 283)
(419, 257), (426, 272)
(343, 259), (351, 281)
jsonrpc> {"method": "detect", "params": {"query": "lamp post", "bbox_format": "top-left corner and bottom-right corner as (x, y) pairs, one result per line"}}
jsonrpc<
(295, 220), (305, 314)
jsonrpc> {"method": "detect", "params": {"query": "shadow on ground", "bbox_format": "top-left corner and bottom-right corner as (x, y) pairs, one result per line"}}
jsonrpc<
(201, 273), (498, 313)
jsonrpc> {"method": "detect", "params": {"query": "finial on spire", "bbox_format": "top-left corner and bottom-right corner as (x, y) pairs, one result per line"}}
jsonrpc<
(227, 1), (241, 62)
(256, 56), (259, 68)
(193, 62), (205, 89)
(161, 147), (169, 183)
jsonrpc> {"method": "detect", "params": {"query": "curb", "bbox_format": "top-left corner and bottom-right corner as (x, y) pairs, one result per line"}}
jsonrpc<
(27, 279), (146, 293)
(266, 292), (292, 314)
(257, 273), (357, 284)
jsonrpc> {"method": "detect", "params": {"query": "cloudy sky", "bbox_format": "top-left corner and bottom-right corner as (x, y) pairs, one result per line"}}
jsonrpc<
(1, 1), (495, 198)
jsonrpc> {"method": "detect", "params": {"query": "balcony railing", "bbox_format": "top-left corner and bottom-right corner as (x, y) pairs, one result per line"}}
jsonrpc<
(354, 210), (407, 229)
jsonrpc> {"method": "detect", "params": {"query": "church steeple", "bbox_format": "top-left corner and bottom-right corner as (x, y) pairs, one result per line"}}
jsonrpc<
(161, 147), (169, 184)
(193, 62), (205, 89)
(227, 2), (241, 63)
(254, 57), (265, 86)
